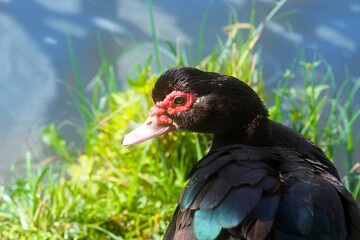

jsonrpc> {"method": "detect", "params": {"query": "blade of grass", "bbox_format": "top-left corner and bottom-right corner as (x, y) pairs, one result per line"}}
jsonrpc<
(67, 34), (91, 126)
(153, 139), (169, 175)
(198, 0), (215, 63)
(147, 0), (162, 72)
(32, 166), (49, 219)
(127, 142), (151, 207)
(88, 224), (123, 240)
(193, 134), (203, 160)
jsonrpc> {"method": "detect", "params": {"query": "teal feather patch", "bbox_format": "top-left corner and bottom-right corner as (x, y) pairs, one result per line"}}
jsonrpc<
(194, 209), (222, 240)
(180, 180), (204, 209)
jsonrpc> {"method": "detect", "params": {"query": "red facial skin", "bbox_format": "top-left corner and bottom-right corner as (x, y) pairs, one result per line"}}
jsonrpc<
(121, 90), (196, 146)
(148, 90), (196, 125)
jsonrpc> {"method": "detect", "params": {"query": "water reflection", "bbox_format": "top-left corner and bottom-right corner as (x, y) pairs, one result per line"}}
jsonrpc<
(33, 0), (82, 14)
(46, 18), (88, 38)
(93, 17), (125, 34)
(117, 0), (192, 44)
(316, 25), (357, 53)
(0, 11), (56, 180)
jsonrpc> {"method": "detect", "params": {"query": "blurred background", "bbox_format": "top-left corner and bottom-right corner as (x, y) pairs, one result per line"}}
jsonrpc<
(1, 0), (360, 183)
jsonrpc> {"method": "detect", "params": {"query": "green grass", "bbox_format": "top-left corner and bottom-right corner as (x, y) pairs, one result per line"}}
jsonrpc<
(1, 1), (360, 239)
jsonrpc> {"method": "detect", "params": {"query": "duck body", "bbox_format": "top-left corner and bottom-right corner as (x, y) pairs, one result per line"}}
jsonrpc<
(165, 121), (358, 240)
(122, 67), (360, 240)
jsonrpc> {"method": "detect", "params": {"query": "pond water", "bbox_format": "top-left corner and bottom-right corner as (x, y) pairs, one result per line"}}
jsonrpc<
(1, 0), (359, 183)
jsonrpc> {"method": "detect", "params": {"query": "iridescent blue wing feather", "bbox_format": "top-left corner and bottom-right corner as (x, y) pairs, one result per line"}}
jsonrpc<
(163, 144), (353, 240)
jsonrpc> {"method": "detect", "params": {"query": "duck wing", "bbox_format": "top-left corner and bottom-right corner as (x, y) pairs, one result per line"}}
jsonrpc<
(164, 144), (355, 240)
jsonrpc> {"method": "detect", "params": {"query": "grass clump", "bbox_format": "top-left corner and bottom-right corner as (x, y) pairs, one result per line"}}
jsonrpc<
(1, 0), (360, 239)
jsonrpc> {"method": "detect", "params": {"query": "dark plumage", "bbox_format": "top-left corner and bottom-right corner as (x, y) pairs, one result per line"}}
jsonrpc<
(123, 67), (360, 240)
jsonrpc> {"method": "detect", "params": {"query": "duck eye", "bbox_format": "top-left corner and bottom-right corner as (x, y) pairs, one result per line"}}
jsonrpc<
(173, 96), (186, 106)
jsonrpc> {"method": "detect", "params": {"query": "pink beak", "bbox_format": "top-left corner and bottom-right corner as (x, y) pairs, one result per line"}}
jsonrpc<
(122, 115), (176, 146)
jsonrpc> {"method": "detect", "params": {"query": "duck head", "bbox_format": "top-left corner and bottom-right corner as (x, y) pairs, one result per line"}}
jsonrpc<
(122, 67), (269, 146)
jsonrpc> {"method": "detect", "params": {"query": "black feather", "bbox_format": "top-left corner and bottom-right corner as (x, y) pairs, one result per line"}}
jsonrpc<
(193, 154), (233, 181)
(199, 177), (232, 210)
(216, 186), (262, 228)
(180, 180), (205, 209)
(245, 219), (274, 240)
(255, 175), (280, 192)
(251, 194), (280, 221)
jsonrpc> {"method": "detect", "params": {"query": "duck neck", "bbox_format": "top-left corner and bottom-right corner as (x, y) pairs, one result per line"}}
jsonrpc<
(210, 114), (271, 151)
